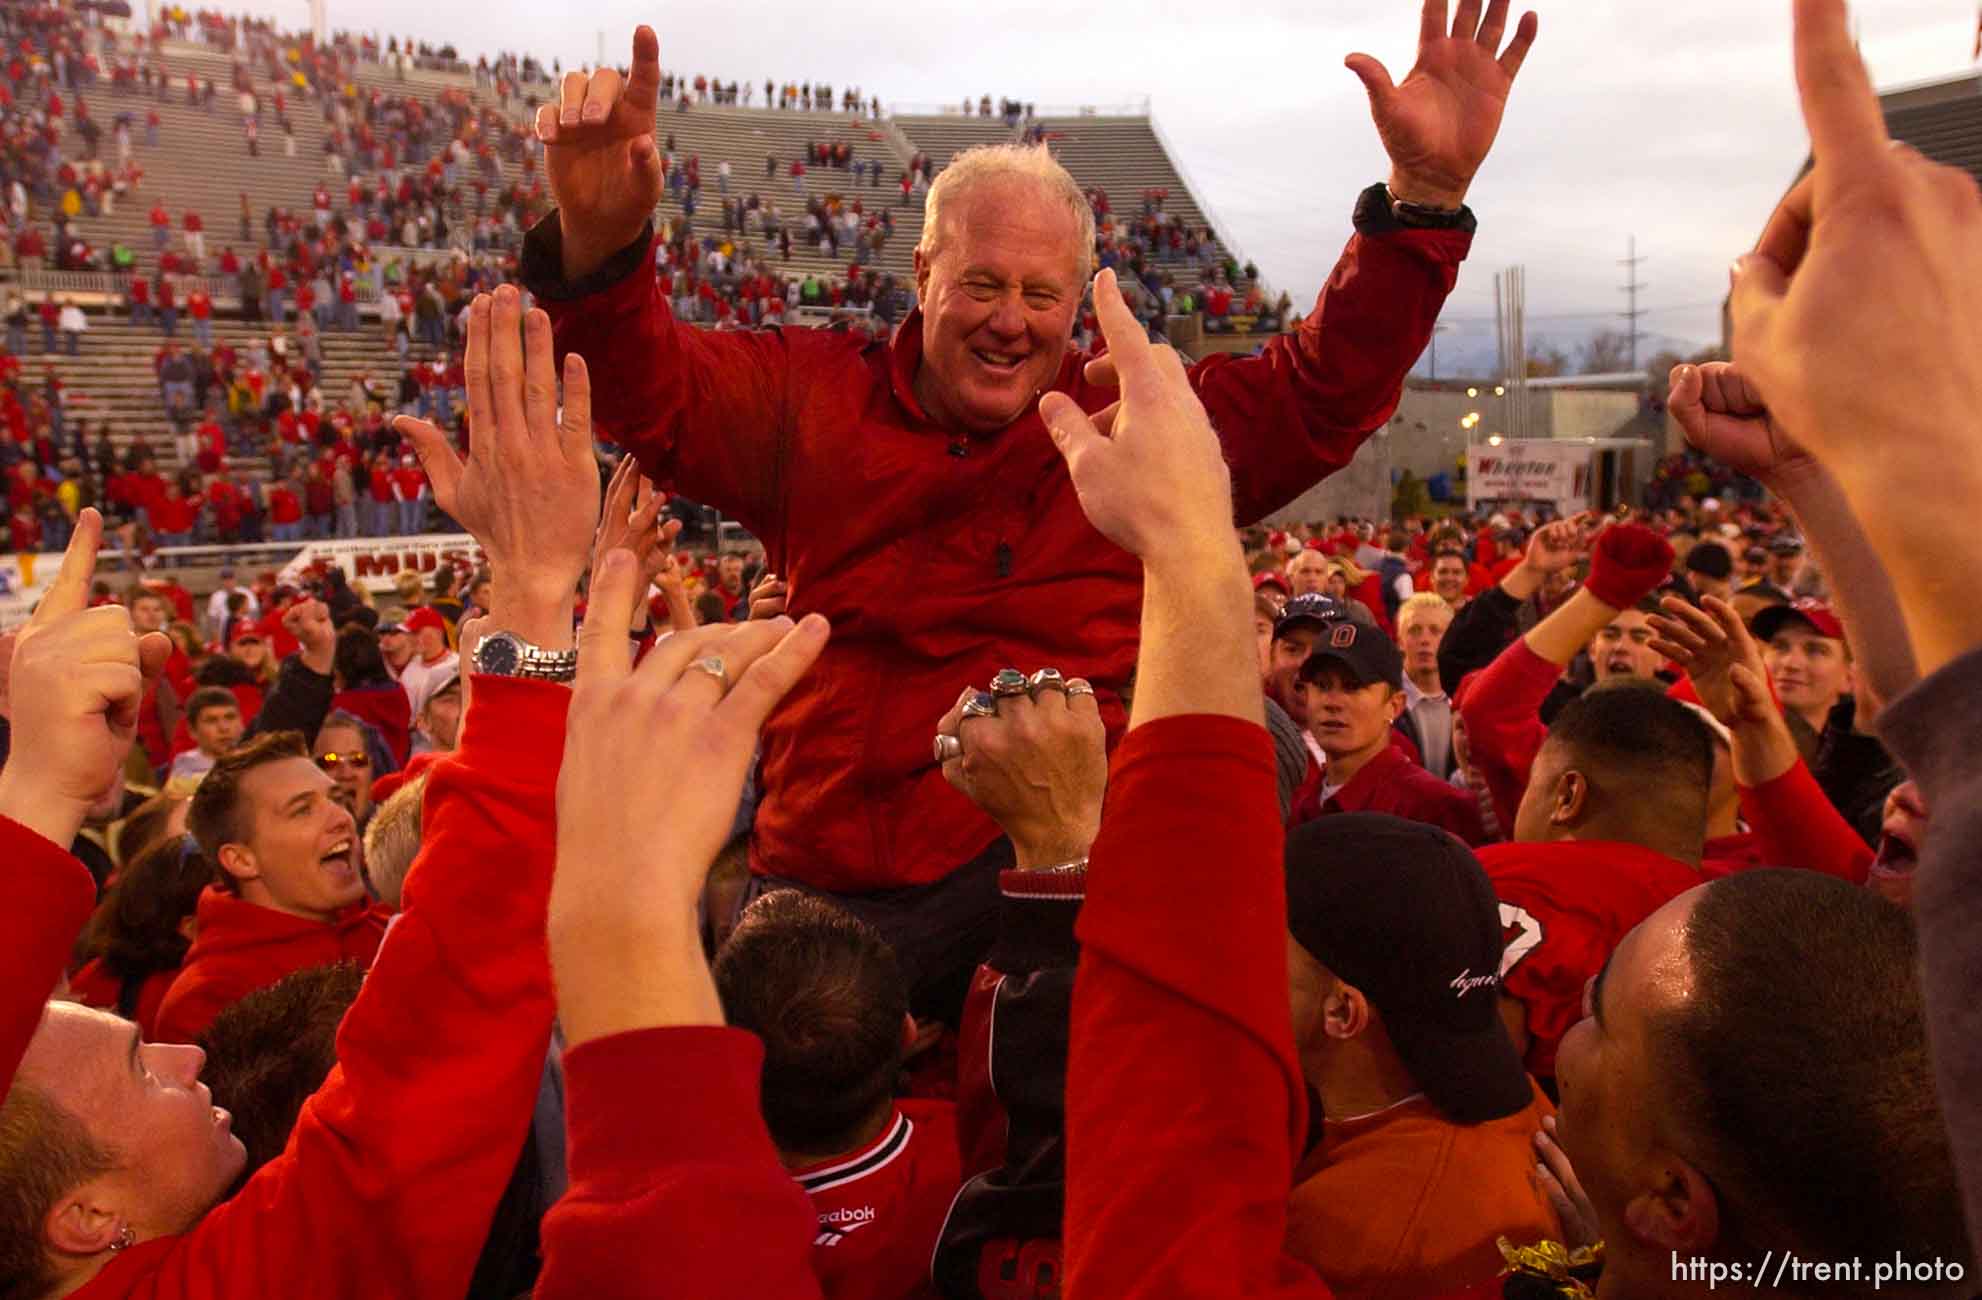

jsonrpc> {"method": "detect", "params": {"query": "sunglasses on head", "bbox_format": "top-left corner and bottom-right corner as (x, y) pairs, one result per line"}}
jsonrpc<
(315, 750), (370, 771)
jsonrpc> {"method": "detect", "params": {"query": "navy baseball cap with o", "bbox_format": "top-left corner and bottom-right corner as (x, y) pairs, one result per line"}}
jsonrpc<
(1284, 813), (1533, 1124)
(1273, 592), (1348, 639)
(1297, 617), (1403, 691)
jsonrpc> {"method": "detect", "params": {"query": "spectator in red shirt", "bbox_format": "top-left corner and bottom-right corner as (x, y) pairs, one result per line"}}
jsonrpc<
(183, 209), (206, 263)
(267, 476), (304, 541)
(715, 891), (961, 1300)
(149, 479), (198, 546)
(365, 450), (396, 535)
(8, 500), (39, 552)
(389, 456), (427, 535)
(148, 200), (171, 251)
(188, 284), (214, 349)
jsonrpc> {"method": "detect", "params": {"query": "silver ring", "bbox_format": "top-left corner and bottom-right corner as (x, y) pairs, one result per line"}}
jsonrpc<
(933, 733), (963, 764)
(1028, 668), (1067, 695)
(961, 691), (999, 721)
(687, 656), (729, 692)
(1065, 681), (1096, 699)
(990, 667), (1030, 698)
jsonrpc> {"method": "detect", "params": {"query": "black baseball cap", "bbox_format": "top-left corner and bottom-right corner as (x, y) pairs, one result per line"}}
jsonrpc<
(1684, 541), (1732, 580)
(1285, 814), (1533, 1124)
(1273, 592), (1348, 639)
(1297, 618), (1403, 691)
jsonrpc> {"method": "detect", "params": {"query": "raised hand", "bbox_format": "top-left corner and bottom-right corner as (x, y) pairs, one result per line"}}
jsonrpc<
(590, 454), (681, 595)
(1646, 594), (1775, 730)
(746, 571), (788, 621)
(1347, 0), (1541, 209)
(536, 26), (664, 281)
(398, 286), (601, 648)
(283, 597), (335, 674)
(1038, 268), (1235, 560)
(1667, 359), (1813, 488)
(0, 509), (172, 848)
(549, 546), (829, 1044)
(1520, 515), (1591, 576)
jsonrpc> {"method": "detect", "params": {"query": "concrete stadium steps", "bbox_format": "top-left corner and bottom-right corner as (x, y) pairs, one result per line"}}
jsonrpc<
(892, 115), (1020, 170)
(33, 315), (421, 475)
(642, 102), (921, 281)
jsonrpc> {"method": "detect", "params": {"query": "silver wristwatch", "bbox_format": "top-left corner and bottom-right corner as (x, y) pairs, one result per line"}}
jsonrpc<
(472, 630), (579, 683)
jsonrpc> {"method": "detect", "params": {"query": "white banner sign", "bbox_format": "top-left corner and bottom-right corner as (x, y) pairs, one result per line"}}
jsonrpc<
(279, 533), (487, 594)
(1469, 440), (1591, 512)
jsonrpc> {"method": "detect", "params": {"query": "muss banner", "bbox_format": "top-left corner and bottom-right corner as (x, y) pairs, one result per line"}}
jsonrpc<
(280, 534), (487, 594)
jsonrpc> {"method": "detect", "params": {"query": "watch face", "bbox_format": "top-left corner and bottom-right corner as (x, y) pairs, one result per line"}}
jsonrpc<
(476, 633), (519, 677)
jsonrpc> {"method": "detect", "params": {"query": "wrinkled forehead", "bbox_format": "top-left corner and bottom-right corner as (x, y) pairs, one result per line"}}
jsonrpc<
(930, 180), (1085, 285)
(24, 1000), (130, 1104)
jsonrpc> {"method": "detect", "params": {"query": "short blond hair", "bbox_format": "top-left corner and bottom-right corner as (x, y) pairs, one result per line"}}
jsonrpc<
(361, 773), (428, 909)
(1398, 592), (1455, 630)
(917, 144), (1095, 278)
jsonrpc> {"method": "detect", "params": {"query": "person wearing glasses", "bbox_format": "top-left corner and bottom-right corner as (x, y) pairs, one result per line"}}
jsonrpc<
(313, 711), (392, 833)
(152, 731), (390, 1045)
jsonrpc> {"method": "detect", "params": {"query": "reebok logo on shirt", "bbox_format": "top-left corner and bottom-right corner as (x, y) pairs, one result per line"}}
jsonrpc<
(815, 1207), (877, 1247)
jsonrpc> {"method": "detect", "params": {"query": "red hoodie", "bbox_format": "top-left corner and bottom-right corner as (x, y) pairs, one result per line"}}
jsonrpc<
(152, 887), (389, 1044)
(0, 815), (98, 1096)
(66, 960), (176, 1040)
(69, 677), (567, 1300)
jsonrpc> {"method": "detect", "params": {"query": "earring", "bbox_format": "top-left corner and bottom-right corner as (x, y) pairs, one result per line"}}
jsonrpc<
(107, 1225), (135, 1253)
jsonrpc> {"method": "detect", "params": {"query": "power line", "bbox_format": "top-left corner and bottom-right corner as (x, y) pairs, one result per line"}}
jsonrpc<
(1619, 235), (1649, 369)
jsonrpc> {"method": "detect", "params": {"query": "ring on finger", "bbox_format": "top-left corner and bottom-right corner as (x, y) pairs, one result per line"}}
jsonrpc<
(687, 655), (729, 693)
(933, 733), (963, 764)
(961, 690), (999, 721)
(990, 668), (1030, 699)
(1028, 668), (1067, 696)
(1065, 680), (1096, 699)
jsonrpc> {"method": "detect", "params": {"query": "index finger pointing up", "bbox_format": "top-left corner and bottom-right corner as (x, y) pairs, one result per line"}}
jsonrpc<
(31, 506), (101, 623)
(1088, 269), (1154, 389)
(1793, 0), (1889, 173)
(623, 26), (661, 117)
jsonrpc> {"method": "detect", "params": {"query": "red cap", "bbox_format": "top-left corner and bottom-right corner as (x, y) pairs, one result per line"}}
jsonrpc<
(227, 624), (263, 646)
(1253, 571), (1291, 596)
(1752, 597), (1845, 643)
(403, 606), (447, 636)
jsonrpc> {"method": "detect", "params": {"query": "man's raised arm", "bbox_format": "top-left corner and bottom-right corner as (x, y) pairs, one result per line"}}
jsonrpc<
(1042, 271), (1326, 1299)
(519, 25), (791, 537)
(1177, 0), (1539, 522)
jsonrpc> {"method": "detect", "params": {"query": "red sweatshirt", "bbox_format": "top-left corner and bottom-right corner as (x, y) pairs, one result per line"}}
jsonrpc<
(73, 677), (567, 1300)
(797, 1100), (960, 1300)
(524, 194), (1466, 893)
(1065, 715), (1330, 1299)
(1296, 743), (1489, 846)
(152, 887), (389, 1045)
(1456, 638), (1556, 835)
(1478, 840), (1705, 1079)
(537, 1026), (825, 1300)
(0, 815), (99, 1097)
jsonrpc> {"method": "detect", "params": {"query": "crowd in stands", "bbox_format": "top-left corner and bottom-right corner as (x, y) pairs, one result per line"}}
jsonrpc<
(7, 7), (1982, 1300)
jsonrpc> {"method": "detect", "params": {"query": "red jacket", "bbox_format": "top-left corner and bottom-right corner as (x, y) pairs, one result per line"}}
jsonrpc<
(73, 677), (567, 1300)
(0, 814), (98, 1097)
(1478, 839), (1705, 1078)
(1294, 742), (1489, 846)
(152, 887), (389, 1044)
(1457, 638), (1561, 834)
(527, 197), (1465, 891)
(1065, 715), (1327, 1298)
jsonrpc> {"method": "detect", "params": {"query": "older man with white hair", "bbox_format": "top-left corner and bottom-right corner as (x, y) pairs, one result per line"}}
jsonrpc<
(478, 0), (1541, 1017)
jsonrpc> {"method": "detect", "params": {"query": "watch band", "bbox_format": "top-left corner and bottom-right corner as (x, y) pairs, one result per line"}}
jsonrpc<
(474, 630), (579, 683)
(1353, 181), (1477, 236)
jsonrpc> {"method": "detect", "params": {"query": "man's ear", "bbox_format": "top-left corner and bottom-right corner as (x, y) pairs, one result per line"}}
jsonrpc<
(1383, 687), (1406, 723)
(1322, 981), (1371, 1042)
(44, 1181), (124, 1259)
(912, 244), (931, 301)
(215, 841), (258, 888)
(1552, 770), (1589, 828)
(1621, 1155), (1719, 1252)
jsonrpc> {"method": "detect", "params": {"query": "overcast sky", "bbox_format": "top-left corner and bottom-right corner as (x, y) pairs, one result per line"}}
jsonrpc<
(305, 0), (1970, 373)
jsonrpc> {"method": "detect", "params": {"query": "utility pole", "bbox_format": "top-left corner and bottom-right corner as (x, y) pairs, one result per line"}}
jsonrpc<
(596, 31), (606, 69)
(1619, 235), (1648, 370)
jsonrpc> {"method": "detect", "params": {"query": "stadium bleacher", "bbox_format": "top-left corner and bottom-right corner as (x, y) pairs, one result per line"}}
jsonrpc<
(2, 6), (1282, 556)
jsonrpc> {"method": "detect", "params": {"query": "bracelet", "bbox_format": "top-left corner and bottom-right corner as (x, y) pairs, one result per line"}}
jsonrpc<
(1020, 855), (1088, 874)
